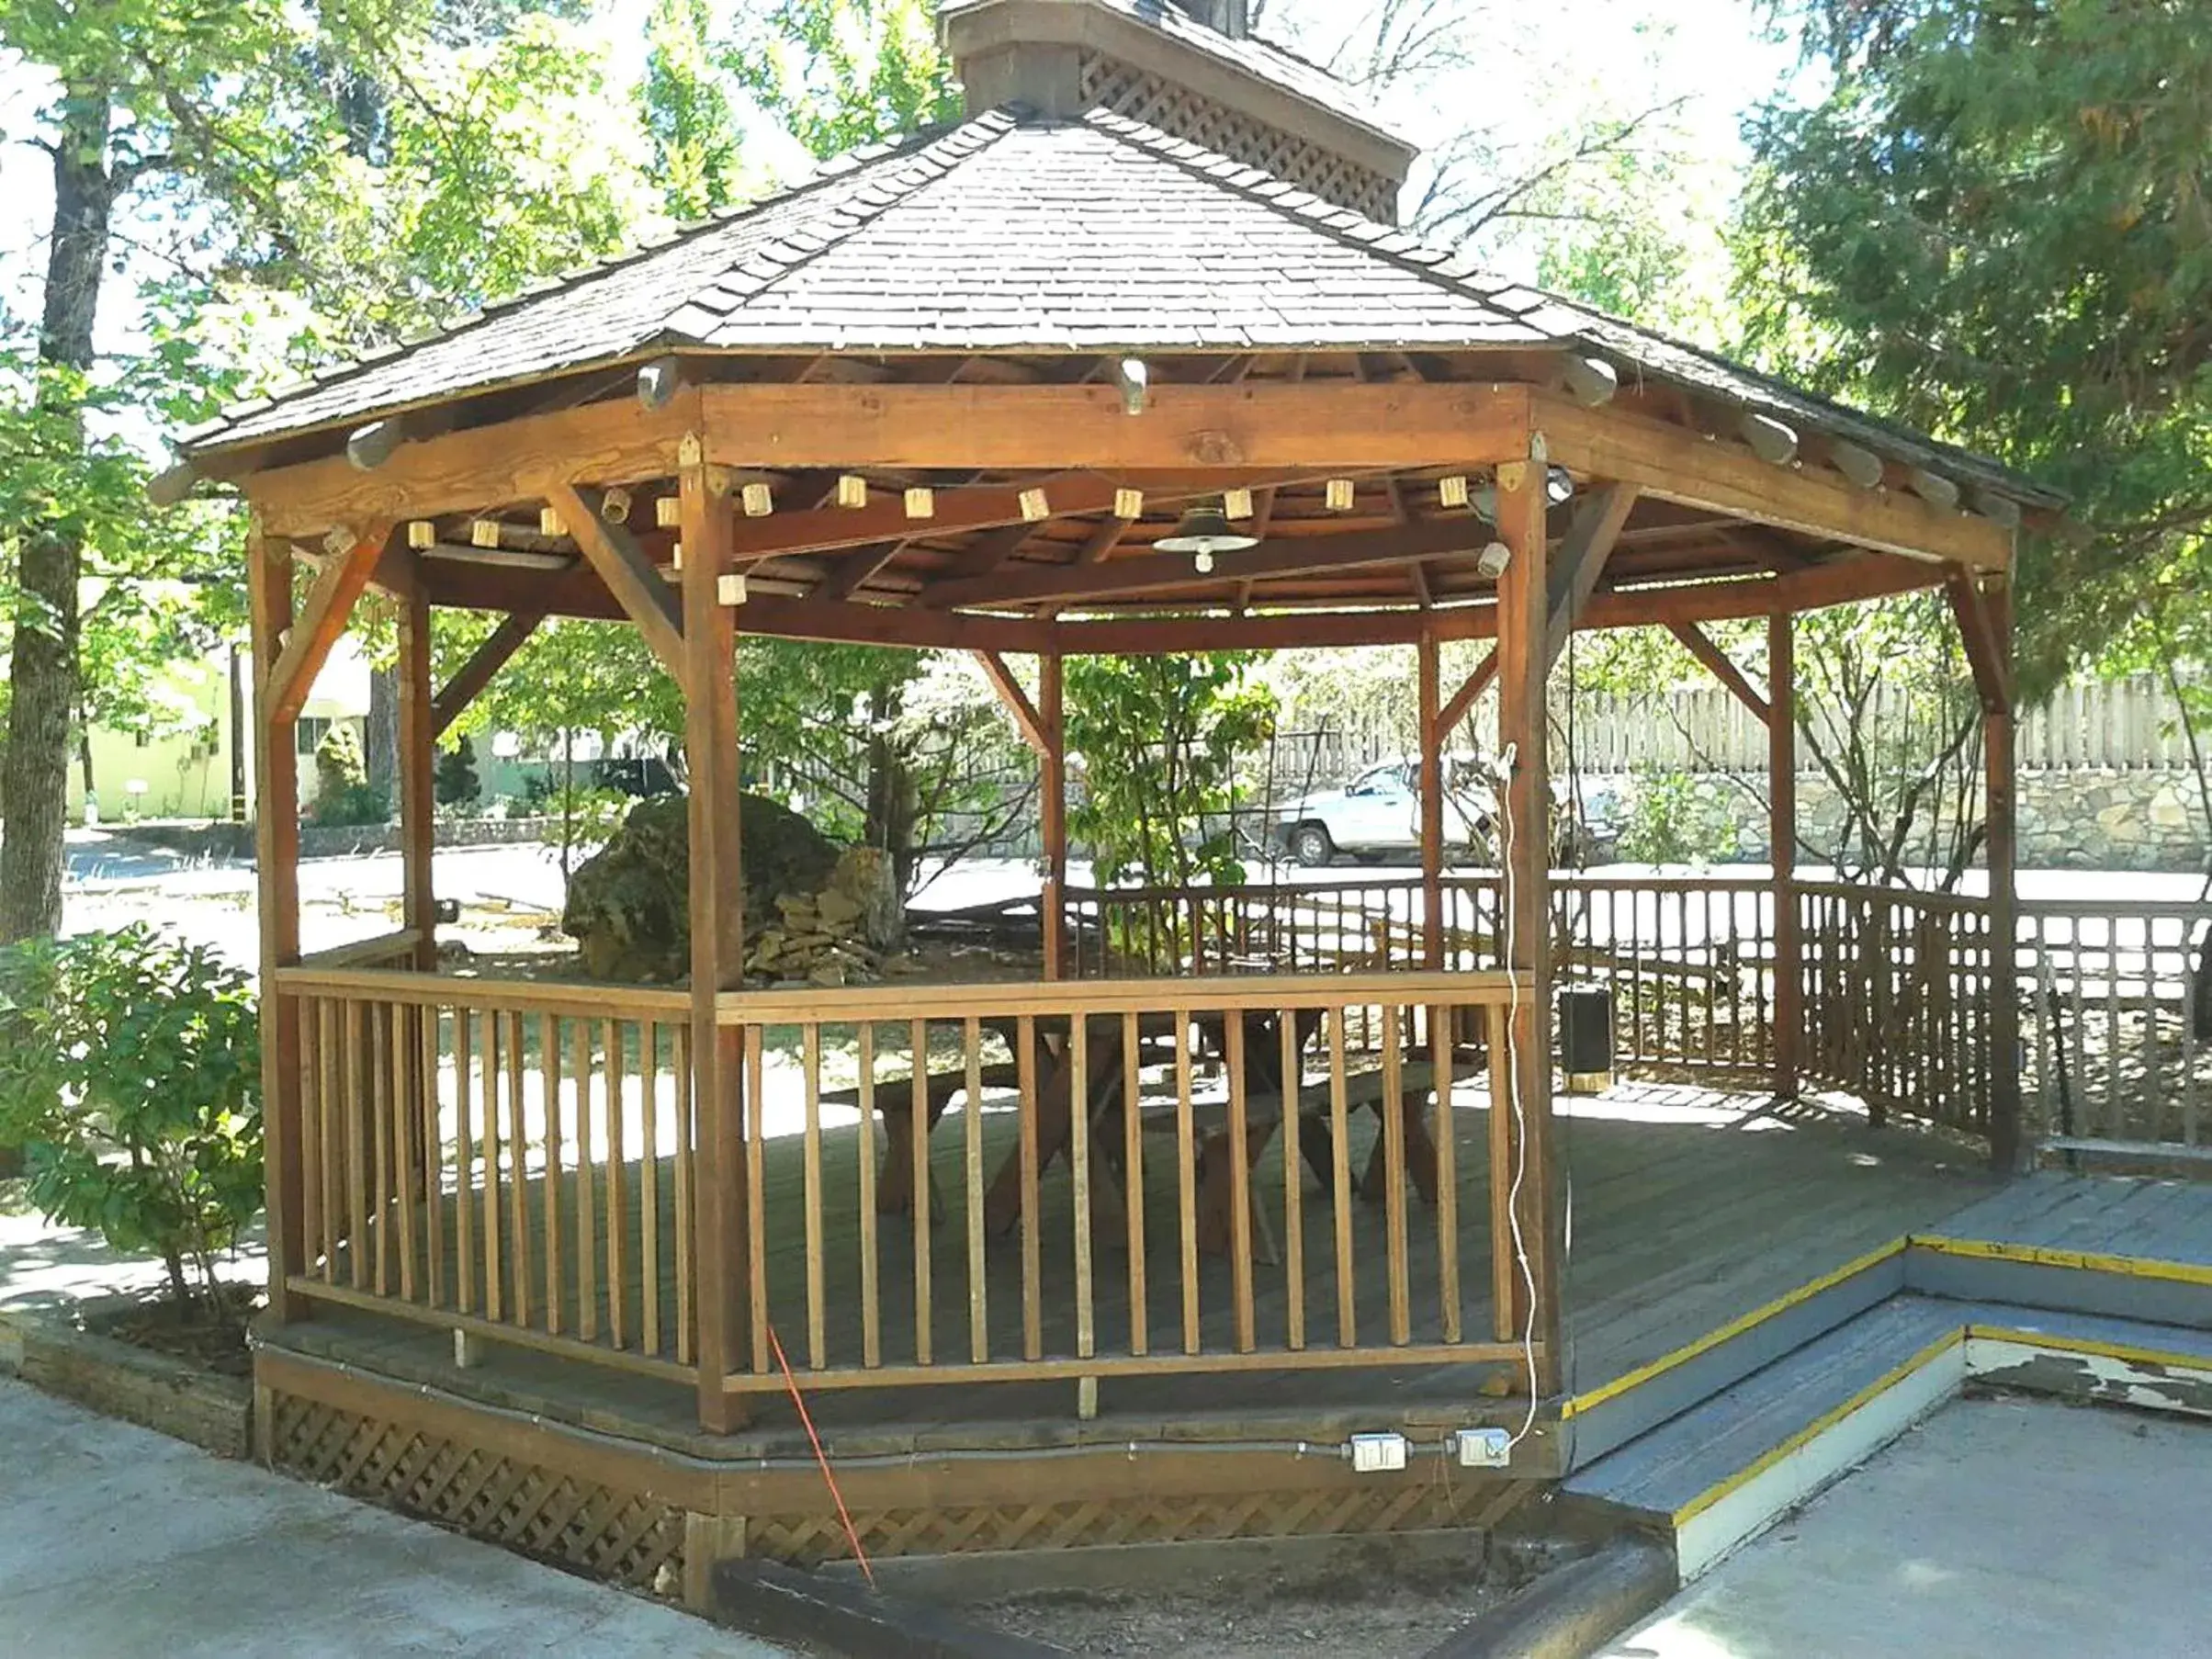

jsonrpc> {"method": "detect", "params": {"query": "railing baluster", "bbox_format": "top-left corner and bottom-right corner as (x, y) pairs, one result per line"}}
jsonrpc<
(299, 998), (324, 1284)
(1224, 1010), (1255, 1355)
(1069, 1013), (1096, 1393)
(1382, 1006), (1409, 1347)
(344, 1000), (368, 1292)
(480, 1009), (502, 1323)
(421, 1005), (445, 1311)
(391, 1004), (416, 1304)
(1432, 1003), (1460, 1344)
(744, 1022), (768, 1374)
(453, 1009), (475, 1315)
(1281, 1010), (1304, 1350)
(1017, 1014), (1044, 1363)
(573, 1020), (598, 1344)
(673, 1022), (694, 1366)
(964, 1014), (988, 1364)
(1123, 1010), (1146, 1357)
(503, 1010), (529, 1328)
(639, 1019), (661, 1358)
(1328, 1006), (1356, 1349)
(1174, 1011), (1201, 1356)
(908, 1018), (932, 1367)
(856, 1022), (881, 1371)
(1487, 1002), (1512, 1344)
(803, 1021), (826, 1371)
(604, 1017), (629, 1351)
(540, 1012), (562, 1337)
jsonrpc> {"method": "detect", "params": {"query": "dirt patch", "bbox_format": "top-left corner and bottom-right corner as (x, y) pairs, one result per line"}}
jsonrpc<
(90, 1282), (260, 1379)
(973, 1545), (1548, 1657)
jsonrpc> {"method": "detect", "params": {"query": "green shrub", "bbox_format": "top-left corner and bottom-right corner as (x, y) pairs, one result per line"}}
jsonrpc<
(0, 927), (264, 1320)
(434, 735), (481, 807)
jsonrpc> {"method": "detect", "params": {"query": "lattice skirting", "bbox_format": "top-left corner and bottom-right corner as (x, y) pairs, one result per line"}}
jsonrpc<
(748, 1476), (1535, 1566)
(262, 1364), (1532, 1580)
(265, 1389), (686, 1594)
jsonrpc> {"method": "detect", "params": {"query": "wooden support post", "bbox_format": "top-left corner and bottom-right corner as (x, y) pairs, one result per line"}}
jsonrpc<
(398, 571), (437, 969)
(1040, 651), (1068, 980)
(679, 438), (750, 1431)
(1494, 448), (1562, 1394)
(1417, 628), (1445, 971)
(1954, 575), (2021, 1170)
(1769, 611), (1800, 1102)
(249, 529), (308, 1324)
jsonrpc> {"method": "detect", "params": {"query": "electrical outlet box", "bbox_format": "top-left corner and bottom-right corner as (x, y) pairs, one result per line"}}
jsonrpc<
(1454, 1428), (1513, 1469)
(1349, 1432), (1409, 1473)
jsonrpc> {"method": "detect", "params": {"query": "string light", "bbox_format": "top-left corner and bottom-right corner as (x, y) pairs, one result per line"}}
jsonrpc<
(904, 487), (935, 519)
(836, 475), (869, 509)
(470, 520), (502, 548)
(406, 521), (436, 550)
(740, 481), (773, 518)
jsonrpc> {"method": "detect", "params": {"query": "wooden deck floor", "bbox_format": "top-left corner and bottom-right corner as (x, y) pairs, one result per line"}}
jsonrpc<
(280, 1079), (2002, 1459)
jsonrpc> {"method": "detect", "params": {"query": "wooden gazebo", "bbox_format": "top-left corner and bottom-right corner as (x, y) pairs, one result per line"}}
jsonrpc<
(168, 0), (2056, 1593)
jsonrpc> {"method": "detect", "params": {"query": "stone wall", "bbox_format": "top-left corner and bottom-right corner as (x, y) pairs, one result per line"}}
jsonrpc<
(1598, 769), (2212, 874)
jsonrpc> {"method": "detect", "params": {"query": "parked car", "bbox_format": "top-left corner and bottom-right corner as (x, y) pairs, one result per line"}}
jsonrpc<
(1270, 755), (1492, 867)
(1270, 756), (1622, 868)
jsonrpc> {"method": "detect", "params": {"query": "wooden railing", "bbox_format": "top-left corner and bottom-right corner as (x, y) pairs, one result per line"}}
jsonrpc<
(276, 969), (700, 1382)
(1062, 879), (1429, 978)
(271, 964), (1536, 1415)
(1798, 883), (1997, 1137)
(1067, 875), (1781, 1081)
(715, 973), (1527, 1406)
(2020, 897), (2212, 1157)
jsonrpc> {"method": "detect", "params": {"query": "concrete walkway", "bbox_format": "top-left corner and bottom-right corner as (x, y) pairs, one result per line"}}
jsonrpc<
(0, 1378), (790, 1658)
(1600, 1395), (2212, 1659)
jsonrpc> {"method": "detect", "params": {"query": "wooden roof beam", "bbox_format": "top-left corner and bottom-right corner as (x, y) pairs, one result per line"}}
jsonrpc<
(974, 651), (1049, 757)
(548, 481), (687, 687)
(1543, 482), (1639, 667)
(264, 524), (394, 726)
(931, 516), (1490, 613)
(431, 610), (547, 739)
(699, 381), (1533, 471)
(1535, 389), (2012, 571)
(1667, 621), (1772, 725)
(815, 538), (907, 603)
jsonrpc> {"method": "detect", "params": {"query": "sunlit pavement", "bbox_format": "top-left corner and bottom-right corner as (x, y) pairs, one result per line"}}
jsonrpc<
(0, 1379), (791, 1659)
(1598, 1396), (2212, 1659)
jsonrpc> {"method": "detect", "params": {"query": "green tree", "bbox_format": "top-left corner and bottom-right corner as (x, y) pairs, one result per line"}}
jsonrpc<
(1066, 654), (1278, 892)
(1740, 0), (2211, 696)
(725, 0), (960, 158)
(638, 0), (746, 220)
(0, 0), (645, 942)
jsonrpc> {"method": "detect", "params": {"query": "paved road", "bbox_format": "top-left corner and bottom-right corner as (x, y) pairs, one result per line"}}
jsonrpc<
(0, 1379), (789, 1659)
(1601, 1396), (2212, 1658)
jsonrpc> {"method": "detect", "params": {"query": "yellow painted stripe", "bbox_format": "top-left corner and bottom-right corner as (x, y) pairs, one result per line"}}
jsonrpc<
(1670, 1329), (1964, 1528)
(1966, 1325), (2212, 1376)
(1563, 1238), (1906, 1420)
(1913, 1235), (2212, 1287)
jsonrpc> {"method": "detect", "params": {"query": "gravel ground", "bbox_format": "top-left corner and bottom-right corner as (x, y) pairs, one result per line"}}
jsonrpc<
(958, 1535), (1563, 1658)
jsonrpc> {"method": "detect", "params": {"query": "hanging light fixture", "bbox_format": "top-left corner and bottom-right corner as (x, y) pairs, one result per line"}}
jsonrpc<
(1157, 499), (1260, 574)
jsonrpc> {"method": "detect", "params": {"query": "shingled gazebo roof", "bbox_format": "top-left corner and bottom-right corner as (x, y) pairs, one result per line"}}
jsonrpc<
(179, 2), (2050, 645)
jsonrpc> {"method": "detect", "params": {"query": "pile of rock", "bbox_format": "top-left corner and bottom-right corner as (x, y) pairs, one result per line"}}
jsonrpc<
(746, 883), (879, 986)
(563, 793), (903, 986)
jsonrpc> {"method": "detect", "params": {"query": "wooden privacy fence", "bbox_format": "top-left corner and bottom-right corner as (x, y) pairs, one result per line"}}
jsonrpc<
(269, 963), (1533, 1415)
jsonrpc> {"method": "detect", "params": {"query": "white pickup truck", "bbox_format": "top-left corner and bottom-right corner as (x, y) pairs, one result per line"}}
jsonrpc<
(1270, 756), (1492, 867)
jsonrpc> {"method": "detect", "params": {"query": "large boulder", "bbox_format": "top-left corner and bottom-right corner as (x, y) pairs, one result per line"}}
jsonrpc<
(562, 794), (898, 983)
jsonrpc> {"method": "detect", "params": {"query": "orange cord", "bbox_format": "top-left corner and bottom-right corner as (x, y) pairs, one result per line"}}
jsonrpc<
(768, 1324), (876, 1588)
